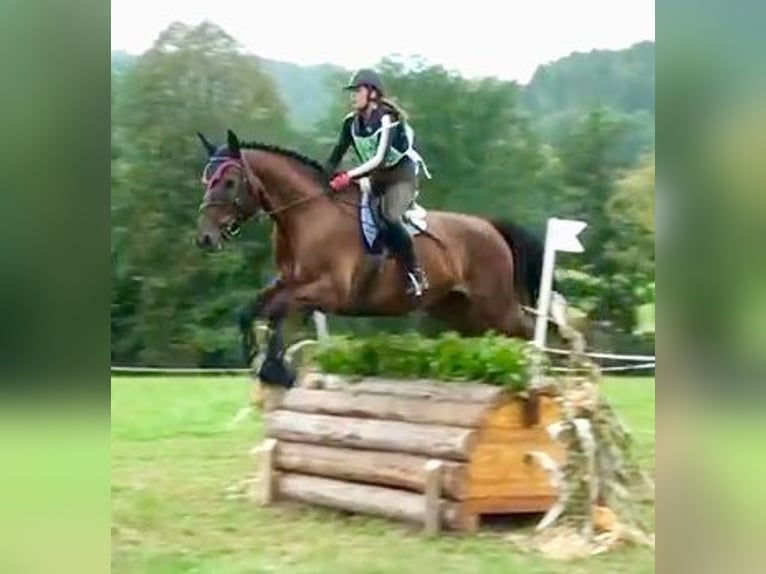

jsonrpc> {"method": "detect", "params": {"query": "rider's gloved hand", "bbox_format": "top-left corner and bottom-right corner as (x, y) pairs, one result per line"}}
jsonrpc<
(329, 172), (351, 192)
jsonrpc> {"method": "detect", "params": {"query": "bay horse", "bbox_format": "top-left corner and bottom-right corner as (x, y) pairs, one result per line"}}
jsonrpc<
(196, 130), (546, 387)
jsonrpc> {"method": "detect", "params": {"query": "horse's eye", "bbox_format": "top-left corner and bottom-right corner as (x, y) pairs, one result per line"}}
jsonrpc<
(224, 180), (235, 190)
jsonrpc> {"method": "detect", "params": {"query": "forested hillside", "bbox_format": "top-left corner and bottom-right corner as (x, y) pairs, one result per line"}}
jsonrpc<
(113, 40), (654, 138)
(522, 41), (654, 162)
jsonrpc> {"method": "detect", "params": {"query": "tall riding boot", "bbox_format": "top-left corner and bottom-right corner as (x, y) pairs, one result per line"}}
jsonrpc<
(385, 221), (428, 297)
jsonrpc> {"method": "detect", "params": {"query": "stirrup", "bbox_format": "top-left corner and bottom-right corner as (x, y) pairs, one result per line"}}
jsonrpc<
(405, 270), (427, 298)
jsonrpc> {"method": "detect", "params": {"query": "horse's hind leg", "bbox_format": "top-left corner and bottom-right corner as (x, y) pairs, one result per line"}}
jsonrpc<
(424, 291), (487, 336)
(238, 300), (261, 367)
(501, 302), (534, 339)
(477, 296), (534, 340)
(427, 291), (533, 340)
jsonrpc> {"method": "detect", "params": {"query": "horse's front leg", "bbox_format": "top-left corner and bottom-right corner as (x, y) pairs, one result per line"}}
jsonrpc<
(239, 273), (323, 366)
(257, 276), (339, 388)
(238, 274), (287, 367)
(256, 286), (297, 388)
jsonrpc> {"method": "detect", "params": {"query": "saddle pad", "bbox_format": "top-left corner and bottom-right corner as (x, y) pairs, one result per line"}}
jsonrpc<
(358, 178), (427, 254)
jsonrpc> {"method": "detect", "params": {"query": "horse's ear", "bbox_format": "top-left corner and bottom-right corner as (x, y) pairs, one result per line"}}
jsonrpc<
(226, 129), (241, 158)
(197, 132), (217, 156)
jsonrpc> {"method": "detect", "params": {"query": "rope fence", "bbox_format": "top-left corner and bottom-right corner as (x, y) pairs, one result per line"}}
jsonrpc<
(111, 312), (654, 375)
(111, 349), (654, 375)
(111, 366), (250, 375)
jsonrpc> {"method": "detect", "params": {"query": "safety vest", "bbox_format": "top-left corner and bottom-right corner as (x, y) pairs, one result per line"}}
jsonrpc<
(350, 119), (432, 179)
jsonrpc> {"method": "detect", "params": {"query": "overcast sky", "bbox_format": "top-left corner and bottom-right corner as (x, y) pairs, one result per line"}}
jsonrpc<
(112, 0), (654, 83)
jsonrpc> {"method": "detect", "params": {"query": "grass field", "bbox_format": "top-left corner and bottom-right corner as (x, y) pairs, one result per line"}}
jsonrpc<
(112, 376), (655, 574)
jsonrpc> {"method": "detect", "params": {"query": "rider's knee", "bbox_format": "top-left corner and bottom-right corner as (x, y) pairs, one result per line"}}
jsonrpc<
(378, 201), (397, 224)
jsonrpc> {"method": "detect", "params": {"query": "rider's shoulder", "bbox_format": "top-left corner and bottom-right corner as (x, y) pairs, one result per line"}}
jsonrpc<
(340, 112), (356, 131)
(378, 102), (401, 121)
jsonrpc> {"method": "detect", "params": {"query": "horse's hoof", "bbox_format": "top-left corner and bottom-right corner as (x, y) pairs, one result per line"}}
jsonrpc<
(257, 358), (296, 388)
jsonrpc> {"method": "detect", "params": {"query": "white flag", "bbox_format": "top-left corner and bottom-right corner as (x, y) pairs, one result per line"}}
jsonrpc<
(548, 218), (587, 253)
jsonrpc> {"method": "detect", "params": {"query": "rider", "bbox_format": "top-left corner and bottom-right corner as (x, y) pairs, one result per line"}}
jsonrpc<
(324, 68), (429, 298)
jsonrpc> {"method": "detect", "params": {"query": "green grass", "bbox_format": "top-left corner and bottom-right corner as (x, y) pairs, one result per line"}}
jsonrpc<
(112, 376), (655, 574)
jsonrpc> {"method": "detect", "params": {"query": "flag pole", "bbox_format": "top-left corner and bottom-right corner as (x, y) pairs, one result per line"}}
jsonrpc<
(529, 217), (587, 388)
(533, 218), (559, 351)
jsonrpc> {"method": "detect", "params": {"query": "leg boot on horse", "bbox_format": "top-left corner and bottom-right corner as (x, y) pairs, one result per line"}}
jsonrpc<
(255, 292), (297, 388)
(255, 275), (338, 387)
(238, 277), (315, 367)
(237, 274), (286, 368)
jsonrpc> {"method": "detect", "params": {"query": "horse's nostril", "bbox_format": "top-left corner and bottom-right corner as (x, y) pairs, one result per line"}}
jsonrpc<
(196, 234), (213, 248)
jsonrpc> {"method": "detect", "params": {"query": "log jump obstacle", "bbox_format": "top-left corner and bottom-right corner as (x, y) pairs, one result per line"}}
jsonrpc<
(254, 374), (564, 534)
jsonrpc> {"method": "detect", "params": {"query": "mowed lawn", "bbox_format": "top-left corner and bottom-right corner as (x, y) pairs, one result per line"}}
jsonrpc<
(112, 376), (655, 574)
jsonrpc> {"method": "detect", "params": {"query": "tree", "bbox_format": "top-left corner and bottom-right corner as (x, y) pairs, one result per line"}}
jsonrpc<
(607, 154), (655, 263)
(556, 111), (654, 334)
(523, 41), (655, 166)
(111, 21), (292, 365)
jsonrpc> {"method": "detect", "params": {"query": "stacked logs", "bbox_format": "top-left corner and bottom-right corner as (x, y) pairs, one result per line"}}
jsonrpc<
(254, 375), (564, 534)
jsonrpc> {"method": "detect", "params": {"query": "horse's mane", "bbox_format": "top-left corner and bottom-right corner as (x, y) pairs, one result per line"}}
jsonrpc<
(240, 140), (329, 183)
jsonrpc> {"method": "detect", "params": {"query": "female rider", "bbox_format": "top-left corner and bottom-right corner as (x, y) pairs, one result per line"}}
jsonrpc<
(324, 68), (429, 298)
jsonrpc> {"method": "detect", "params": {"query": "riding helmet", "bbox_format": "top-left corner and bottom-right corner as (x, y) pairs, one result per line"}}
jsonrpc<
(344, 68), (385, 96)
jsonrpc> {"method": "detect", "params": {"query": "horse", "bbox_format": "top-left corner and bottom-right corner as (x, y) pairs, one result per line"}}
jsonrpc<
(196, 129), (547, 387)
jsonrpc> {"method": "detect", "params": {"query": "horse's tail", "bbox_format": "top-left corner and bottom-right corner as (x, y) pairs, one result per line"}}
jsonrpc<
(488, 219), (547, 306)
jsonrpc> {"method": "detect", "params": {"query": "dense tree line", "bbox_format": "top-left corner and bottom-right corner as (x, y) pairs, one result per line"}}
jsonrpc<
(111, 22), (655, 367)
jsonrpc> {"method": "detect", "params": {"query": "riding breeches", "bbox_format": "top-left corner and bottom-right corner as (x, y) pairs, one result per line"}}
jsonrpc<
(368, 158), (421, 274)
(370, 158), (417, 225)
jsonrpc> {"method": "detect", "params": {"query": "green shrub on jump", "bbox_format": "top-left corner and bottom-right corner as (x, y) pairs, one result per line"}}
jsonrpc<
(312, 332), (532, 391)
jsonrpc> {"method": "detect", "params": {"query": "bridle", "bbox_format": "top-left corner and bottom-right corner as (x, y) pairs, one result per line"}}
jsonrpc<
(198, 152), (364, 237)
(198, 154), (329, 223)
(200, 155), (259, 209)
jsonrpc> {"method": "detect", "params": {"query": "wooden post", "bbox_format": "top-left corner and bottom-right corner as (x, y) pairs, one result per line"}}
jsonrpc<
(423, 459), (443, 536)
(313, 311), (329, 341)
(257, 439), (278, 505)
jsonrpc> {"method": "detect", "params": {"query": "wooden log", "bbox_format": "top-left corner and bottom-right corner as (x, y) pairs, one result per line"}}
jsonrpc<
(278, 473), (463, 530)
(280, 388), (488, 427)
(265, 411), (476, 461)
(275, 441), (467, 500)
(312, 376), (507, 403)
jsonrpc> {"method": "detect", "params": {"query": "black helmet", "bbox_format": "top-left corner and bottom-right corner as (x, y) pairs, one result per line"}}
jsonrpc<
(344, 68), (385, 96)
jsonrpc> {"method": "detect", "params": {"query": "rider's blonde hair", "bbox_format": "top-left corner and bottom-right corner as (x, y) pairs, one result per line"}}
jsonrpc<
(379, 96), (409, 122)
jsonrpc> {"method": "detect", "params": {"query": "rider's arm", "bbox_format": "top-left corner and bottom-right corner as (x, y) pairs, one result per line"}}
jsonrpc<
(324, 115), (354, 173)
(347, 113), (394, 178)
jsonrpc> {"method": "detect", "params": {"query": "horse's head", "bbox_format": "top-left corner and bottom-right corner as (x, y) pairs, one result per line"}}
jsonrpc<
(196, 129), (265, 250)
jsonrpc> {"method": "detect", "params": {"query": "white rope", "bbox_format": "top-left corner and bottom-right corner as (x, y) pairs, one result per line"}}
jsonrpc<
(548, 362), (655, 373)
(112, 337), (319, 376)
(523, 299), (655, 364)
(111, 360), (655, 376)
(111, 366), (249, 375)
(543, 347), (655, 362)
